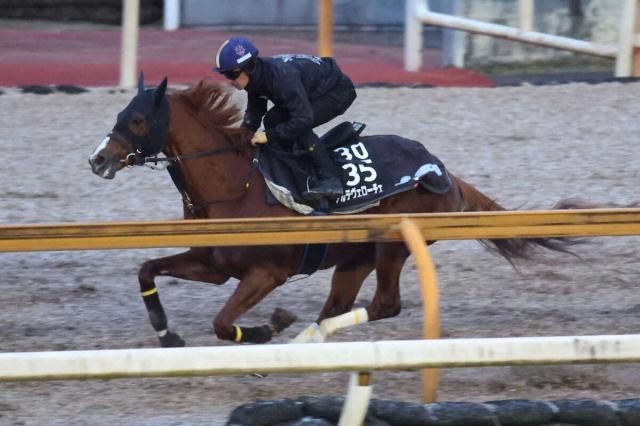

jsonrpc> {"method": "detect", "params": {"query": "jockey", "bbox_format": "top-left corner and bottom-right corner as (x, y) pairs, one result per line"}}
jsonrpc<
(214, 36), (357, 198)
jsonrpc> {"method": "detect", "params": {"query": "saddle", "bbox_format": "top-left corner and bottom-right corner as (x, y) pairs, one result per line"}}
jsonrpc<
(256, 122), (452, 215)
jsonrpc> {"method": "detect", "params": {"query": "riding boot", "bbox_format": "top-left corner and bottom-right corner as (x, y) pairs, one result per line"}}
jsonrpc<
(301, 135), (344, 198)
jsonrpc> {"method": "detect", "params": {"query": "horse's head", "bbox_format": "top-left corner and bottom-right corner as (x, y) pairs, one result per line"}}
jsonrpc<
(89, 73), (170, 179)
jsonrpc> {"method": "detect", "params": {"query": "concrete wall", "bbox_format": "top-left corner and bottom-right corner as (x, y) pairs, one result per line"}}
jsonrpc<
(181, 0), (623, 65)
(181, 0), (449, 27)
(456, 0), (623, 64)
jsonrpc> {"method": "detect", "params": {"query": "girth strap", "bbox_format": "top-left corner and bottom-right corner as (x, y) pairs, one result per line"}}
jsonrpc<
(166, 162), (193, 209)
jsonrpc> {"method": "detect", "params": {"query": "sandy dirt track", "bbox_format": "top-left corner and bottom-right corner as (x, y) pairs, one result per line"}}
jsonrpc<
(0, 82), (639, 425)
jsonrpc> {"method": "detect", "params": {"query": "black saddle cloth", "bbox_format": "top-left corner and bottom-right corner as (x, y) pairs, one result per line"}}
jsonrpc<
(256, 122), (452, 214)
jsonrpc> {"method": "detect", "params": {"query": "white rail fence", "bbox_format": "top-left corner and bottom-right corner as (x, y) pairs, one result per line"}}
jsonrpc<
(3, 335), (639, 381)
(405, 0), (640, 77)
(3, 335), (640, 424)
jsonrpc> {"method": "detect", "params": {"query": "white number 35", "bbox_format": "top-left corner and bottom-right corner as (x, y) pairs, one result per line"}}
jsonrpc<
(335, 143), (378, 187)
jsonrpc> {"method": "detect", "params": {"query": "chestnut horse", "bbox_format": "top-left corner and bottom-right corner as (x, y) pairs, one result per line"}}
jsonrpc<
(88, 76), (574, 347)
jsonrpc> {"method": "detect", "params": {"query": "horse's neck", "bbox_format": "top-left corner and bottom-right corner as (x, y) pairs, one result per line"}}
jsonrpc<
(166, 105), (256, 218)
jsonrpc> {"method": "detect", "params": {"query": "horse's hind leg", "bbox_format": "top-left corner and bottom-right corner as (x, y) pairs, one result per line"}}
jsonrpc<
(318, 249), (376, 321)
(293, 247), (375, 343)
(314, 242), (409, 340)
(366, 242), (410, 321)
(138, 248), (229, 347)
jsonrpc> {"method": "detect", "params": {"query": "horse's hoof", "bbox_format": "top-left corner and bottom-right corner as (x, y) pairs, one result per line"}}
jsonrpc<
(159, 331), (186, 348)
(270, 307), (298, 333)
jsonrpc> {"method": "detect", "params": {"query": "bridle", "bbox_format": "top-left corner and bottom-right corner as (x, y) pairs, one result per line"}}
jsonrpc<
(109, 131), (257, 213)
(108, 131), (248, 167)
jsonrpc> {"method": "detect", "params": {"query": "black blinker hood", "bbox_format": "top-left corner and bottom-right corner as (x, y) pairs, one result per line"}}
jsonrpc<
(113, 72), (170, 156)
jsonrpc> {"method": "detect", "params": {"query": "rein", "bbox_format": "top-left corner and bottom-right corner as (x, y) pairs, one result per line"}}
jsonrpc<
(169, 159), (259, 214)
(110, 131), (256, 213)
(141, 143), (251, 165)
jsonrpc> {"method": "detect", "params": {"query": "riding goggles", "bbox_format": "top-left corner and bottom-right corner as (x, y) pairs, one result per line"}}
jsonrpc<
(218, 68), (243, 80)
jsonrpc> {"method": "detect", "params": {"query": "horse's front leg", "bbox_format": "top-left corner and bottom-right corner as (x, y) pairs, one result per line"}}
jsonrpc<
(212, 266), (294, 344)
(138, 248), (229, 347)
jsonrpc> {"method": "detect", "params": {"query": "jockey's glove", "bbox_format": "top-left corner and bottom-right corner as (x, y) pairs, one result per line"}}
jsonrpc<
(251, 131), (268, 146)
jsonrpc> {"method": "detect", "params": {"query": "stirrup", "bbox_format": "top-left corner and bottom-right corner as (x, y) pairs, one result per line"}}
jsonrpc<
(303, 186), (344, 199)
(303, 176), (343, 199)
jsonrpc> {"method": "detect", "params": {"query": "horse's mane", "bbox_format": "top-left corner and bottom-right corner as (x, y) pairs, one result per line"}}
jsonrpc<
(170, 79), (249, 145)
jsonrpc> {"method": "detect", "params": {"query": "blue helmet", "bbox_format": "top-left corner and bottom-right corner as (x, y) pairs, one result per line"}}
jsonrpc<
(215, 37), (259, 73)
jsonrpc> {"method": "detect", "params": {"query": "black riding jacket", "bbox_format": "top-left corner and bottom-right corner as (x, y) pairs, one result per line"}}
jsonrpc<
(242, 55), (345, 142)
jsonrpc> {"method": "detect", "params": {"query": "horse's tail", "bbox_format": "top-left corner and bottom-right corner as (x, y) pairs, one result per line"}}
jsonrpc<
(453, 175), (579, 264)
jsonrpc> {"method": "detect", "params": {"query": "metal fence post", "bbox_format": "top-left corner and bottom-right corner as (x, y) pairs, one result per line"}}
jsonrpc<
(119, 0), (140, 87)
(616, 0), (640, 76)
(404, 0), (424, 71)
(164, 0), (181, 31)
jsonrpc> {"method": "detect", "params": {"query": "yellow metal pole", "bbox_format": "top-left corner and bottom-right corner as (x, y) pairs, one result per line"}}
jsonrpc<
(400, 218), (440, 403)
(318, 0), (333, 57)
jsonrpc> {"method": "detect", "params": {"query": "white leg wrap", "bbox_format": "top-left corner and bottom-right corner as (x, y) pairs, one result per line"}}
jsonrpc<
(290, 322), (325, 343)
(319, 308), (369, 338)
